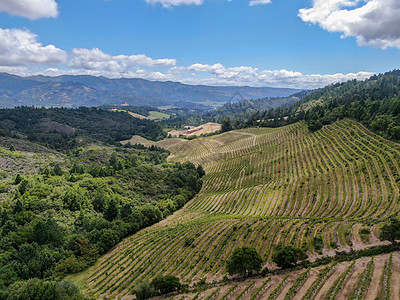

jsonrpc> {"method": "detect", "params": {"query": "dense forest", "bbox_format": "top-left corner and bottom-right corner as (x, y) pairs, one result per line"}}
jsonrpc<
(0, 107), (166, 151)
(0, 144), (204, 298)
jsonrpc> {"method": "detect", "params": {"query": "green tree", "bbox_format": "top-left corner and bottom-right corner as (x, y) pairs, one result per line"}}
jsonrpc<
(151, 275), (181, 295)
(221, 118), (233, 133)
(13, 199), (24, 214)
(32, 219), (64, 246)
(52, 163), (63, 176)
(92, 189), (108, 213)
(133, 279), (155, 300)
(272, 243), (307, 269)
(226, 246), (263, 277)
(3, 278), (84, 300)
(380, 218), (400, 245)
(96, 229), (120, 254)
(14, 174), (22, 185)
(196, 165), (206, 177)
(62, 188), (86, 211)
(104, 199), (119, 221)
(18, 179), (29, 195)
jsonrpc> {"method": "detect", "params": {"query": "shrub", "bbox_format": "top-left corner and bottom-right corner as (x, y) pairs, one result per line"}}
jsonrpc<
(133, 279), (155, 300)
(226, 246), (263, 276)
(272, 243), (307, 269)
(151, 275), (181, 295)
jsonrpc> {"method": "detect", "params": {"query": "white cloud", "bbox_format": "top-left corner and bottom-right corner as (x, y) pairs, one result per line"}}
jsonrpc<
(5, 62), (374, 89)
(33, 67), (176, 82)
(0, 28), (374, 90)
(299, 0), (400, 49)
(249, 0), (272, 6)
(69, 48), (177, 72)
(145, 0), (203, 8)
(0, 28), (67, 66)
(167, 63), (373, 89)
(0, 0), (58, 20)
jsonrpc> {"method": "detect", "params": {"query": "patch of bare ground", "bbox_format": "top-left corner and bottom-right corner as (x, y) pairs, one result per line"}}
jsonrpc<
(253, 275), (284, 299)
(313, 261), (350, 299)
(390, 253), (400, 300)
(168, 123), (221, 137)
(276, 274), (297, 298)
(365, 254), (389, 300)
(292, 269), (319, 300)
(336, 257), (369, 299)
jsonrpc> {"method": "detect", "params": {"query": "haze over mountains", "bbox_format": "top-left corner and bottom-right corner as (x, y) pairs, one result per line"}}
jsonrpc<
(0, 73), (301, 109)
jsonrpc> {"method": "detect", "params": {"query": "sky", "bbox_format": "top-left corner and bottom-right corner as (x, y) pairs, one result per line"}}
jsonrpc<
(0, 0), (399, 89)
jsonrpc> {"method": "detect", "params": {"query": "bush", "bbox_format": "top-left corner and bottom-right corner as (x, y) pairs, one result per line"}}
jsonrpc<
(272, 243), (307, 269)
(313, 236), (323, 253)
(133, 279), (155, 300)
(226, 246), (263, 276)
(151, 275), (181, 295)
(380, 218), (400, 245)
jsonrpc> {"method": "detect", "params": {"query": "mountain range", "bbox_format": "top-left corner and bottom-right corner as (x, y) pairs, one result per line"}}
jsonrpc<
(0, 73), (301, 109)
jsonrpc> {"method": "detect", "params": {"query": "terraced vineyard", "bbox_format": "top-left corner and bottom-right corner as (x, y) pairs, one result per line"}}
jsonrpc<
(73, 119), (400, 299)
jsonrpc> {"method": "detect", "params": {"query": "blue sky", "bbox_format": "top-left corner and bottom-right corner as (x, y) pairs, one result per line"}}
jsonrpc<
(0, 0), (399, 88)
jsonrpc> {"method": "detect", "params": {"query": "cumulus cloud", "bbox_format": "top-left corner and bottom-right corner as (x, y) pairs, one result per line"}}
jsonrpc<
(5, 61), (373, 89)
(0, 0), (58, 20)
(145, 0), (203, 8)
(249, 0), (272, 6)
(69, 48), (177, 72)
(0, 28), (374, 90)
(299, 0), (400, 49)
(0, 28), (67, 66)
(169, 63), (373, 89)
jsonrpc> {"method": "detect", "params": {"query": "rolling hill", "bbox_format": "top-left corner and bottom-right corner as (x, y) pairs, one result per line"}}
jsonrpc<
(0, 73), (301, 109)
(71, 118), (400, 299)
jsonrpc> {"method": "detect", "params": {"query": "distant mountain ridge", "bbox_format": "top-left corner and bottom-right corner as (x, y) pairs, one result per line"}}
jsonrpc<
(0, 73), (302, 109)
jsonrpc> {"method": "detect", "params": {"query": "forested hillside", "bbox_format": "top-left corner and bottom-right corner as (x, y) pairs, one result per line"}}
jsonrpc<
(257, 70), (400, 141)
(216, 90), (308, 115)
(0, 73), (301, 109)
(0, 107), (166, 150)
(0, 143), (204, 298)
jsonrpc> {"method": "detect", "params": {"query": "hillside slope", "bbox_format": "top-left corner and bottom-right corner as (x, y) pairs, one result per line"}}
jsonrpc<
(73, 119), (400, 298)
(0, 73), (301, 108)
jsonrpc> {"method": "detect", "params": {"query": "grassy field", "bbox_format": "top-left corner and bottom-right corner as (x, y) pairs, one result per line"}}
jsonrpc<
(110, 109), (170, 120)
(120, 135), (186, 149)
(71, 119), (400, 299)
(148, 110), (170, 120)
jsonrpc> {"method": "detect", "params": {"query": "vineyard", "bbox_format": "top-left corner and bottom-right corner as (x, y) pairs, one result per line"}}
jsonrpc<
(72, 119), (400, 299)
(175, 252), (399, 300)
